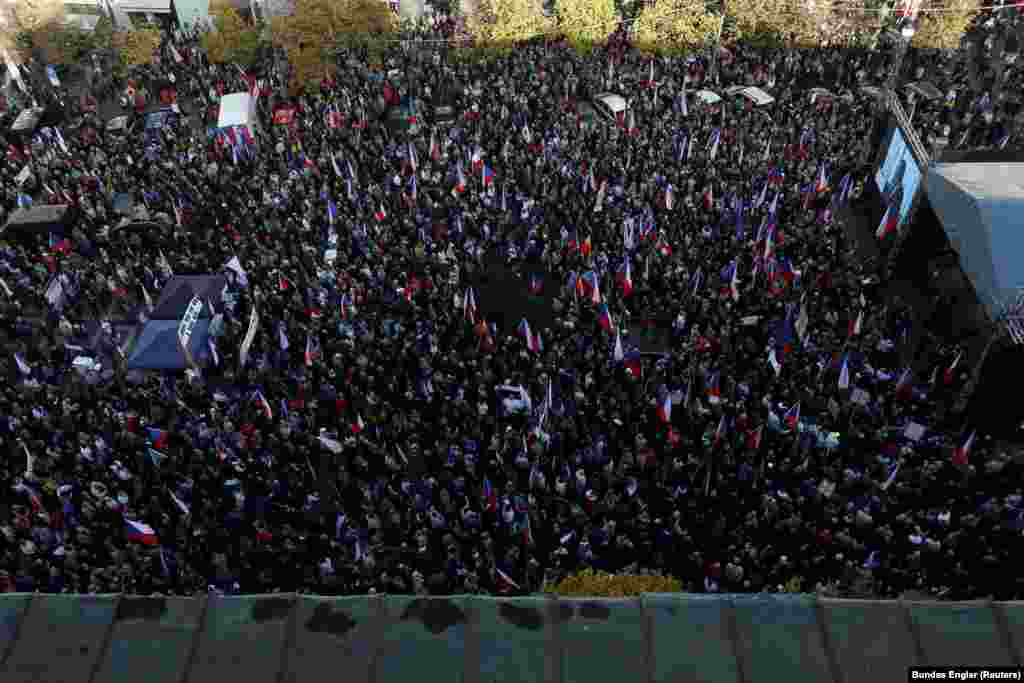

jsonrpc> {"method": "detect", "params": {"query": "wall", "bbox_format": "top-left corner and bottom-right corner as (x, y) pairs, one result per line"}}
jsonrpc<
(0, 593), (1021, 683)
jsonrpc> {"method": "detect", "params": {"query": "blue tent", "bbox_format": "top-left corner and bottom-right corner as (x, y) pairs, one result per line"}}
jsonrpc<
(125, 318), (212, 370)
(926, 162), (1024, 320)
(151, 275), (228, 320)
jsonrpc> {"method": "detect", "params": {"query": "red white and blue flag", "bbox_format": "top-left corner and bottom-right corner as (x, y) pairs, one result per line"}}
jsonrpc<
(783, 402), (801, 430)
(125, 519), (159, 546)
(952, 430), (975, 467)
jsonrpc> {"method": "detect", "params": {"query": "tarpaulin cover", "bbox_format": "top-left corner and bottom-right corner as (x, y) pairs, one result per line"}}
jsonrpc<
(125, 318), (211, 370)
(150, 275), (228, 320)
(926, 162), (1024, 319)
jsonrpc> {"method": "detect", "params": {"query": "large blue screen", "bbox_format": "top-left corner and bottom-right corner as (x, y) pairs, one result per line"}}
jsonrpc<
(874, 127), (922, 232)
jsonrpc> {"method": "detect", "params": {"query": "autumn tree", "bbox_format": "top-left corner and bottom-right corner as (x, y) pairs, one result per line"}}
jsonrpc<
(9, 0), (75, 65)
(633, 0), (722, 55)
(555, 0), (618, 52)
(462, 0), (555, 53)
(112, 26), (163, 68)
(911, 0), (978, 49)
(201, 6), (262, 66)
(725, 0), (822, 46)
(271, 0), (397, 92)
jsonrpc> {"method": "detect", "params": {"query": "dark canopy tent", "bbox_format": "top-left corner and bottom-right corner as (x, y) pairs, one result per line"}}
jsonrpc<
(125, 318), (212, 370)
(109, 221), (173, 246)
(150, 275), (228, 320)
(1, 204), (76, 239)
(926, 162), (1024, 320)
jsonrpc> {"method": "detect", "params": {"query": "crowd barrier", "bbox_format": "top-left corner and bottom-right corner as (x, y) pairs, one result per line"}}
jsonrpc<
(0, 593), (1021, 682)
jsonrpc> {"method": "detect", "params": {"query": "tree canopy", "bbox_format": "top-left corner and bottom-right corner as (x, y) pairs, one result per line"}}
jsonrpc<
(462, 0), (555, 52)
(271, 0), (398, 92)
(555, 0), (618, 51)
(202, 6), (262, 66)
(112, 27), (163, 68)
(911, 0), (978, 49)
(633, 0), (722, 55)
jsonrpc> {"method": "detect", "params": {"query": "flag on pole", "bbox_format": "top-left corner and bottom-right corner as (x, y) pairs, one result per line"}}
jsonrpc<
(838, 355), (850, 389)
(848, 310), (863, 338)
(895, 368), (913, 401)
(951, 430), (975, 467)
(656, 390), (672, 423)
(125, 520), (159, 545)
(944, 351), (962, 384)
(254, 390), (273, 419)
(783, 402), (801, 430)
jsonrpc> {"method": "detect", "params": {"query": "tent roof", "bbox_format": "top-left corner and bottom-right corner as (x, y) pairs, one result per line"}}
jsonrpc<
(218, 93), (254, 129)
(150, 275), (228, 320)
(125, 318), (211, 371)
(926, 162), (1024, 319)
(2, 204), (74, 237)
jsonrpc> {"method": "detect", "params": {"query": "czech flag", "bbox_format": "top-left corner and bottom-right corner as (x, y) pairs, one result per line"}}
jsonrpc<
(452, 165), (467, 196)
(580, 271), (601, 304)
(518, 318), (533, 343)
(528, 274), (543, 295)
(146, 427), (170, 450)
(951, 430), (975, 467)
(815, 163), (830, 193)
(430, 131), (441, 161)
(848, 310), (863, 338)
(894, 368), (913, 401)
(656, 390), (672, 423)
(471, 146), (483, 169)
(482, 164), (496, 186)
(617, 258), (633, 297)
(944, 351), (962, 385)
(597, 303), (614, 331)
(707, 372), (721, 404)
(374, 203), (388, 221)
(351, 414), (365, 434)
(624, 351), (642, 379)
(482, 477), (497, 513)
(125, 519), (159, 546)
(783, 402), (801, 430)
(254, 390), (274, 420)
(876, 202), (899, 239)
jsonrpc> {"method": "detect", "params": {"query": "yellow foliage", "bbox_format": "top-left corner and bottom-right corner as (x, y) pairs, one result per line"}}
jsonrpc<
(725, 0), (821, 46)
(463, 0), (555, 51)
(911, 0), (977, 50)
(8, 0), (74, 64)
(554, 0), (618, 52)
(546, 569), (683, 597)
(202, 7), (262, 65)
(271, 0), (397, 92)
(634, 0), (722, 55)
(113, 27), (163, 68)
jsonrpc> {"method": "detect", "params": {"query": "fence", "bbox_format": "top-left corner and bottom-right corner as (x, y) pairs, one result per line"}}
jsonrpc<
(0, 593), (1022, 683)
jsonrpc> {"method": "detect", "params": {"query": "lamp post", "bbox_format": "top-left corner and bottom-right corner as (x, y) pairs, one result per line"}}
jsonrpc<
(884, 22), (917, 102)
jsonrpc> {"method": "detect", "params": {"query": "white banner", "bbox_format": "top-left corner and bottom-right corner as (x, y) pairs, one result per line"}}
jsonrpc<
(238, 303), (260, 369)
(177, 296), (204, 368)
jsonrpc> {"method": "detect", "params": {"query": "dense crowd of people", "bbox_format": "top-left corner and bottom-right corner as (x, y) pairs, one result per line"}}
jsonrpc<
(0, 13), (1022, 601)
